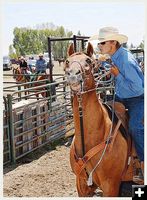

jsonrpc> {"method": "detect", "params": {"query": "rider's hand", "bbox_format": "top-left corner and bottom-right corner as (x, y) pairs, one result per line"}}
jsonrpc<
(110, 65), (119, 76)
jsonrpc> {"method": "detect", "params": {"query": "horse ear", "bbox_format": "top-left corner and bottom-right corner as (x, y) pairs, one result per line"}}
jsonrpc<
(68, 43), (75, 56)
(86, 42), (94, 57)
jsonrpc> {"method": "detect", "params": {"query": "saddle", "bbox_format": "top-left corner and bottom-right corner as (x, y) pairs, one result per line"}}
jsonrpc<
(105, 101), (143, 184)
(20, 68), (30, 81)
(105, 101), (129, 133)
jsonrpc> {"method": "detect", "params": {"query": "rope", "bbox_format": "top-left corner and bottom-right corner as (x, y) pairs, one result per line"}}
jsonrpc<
(87, 86), (116, 186)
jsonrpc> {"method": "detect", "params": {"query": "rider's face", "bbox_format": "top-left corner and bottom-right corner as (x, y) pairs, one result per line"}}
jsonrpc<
(98, 40), (117, 55)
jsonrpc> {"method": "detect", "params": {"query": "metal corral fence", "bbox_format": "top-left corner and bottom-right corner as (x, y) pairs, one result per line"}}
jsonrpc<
(3, 73), (74, 165)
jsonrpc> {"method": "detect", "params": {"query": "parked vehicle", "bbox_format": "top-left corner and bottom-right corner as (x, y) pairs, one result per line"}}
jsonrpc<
(3, 56), (12, 70)
(10, 58), (17, 64)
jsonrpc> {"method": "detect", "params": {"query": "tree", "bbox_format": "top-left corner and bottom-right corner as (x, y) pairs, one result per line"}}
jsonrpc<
(9, 45), (17, 59)
(12, 24), (73, 59)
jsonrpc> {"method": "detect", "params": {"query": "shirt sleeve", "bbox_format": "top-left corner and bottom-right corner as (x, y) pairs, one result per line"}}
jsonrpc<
(116, 59), (143, 94)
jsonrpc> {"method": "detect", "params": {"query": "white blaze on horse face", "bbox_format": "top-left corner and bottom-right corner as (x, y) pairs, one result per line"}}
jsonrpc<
(65, 58), (83, 91)
(66, 61), (82, 82)
(65, 54), (94, 91)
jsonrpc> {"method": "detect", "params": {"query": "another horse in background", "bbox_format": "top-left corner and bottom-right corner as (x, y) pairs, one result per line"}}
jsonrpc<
(31, 73), (51, 99)
(57, 58), (65, 66)
(13, 66), (31, 82)
(64, 43), (140, 197)
(13, 66), (51, 99)
(13, 66), (31, 97)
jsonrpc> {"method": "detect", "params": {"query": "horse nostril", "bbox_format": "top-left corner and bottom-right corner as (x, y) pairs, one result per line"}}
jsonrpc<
(65, 71), (70, 76)
(75, 70), (81, 75)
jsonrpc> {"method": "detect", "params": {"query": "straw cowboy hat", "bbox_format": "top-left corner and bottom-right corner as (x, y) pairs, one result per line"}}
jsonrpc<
(39, 53), (43, 57)
(20, 56), (25, 60)
(89, 27), (128, 44)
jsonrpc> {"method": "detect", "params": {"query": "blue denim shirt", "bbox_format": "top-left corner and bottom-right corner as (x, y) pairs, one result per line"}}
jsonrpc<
(36, 58), (47, 72)
(111, 46), (144, 98)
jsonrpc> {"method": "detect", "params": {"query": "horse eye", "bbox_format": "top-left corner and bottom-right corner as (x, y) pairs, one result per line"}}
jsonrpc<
(86, 58), (92, 64)
(65, 60), (69, 64)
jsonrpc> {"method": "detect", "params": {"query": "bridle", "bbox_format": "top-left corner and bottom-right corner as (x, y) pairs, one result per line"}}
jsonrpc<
(14, 67), (26, 82)
(65, 55), (96, 96)
(65, 55), (98, 157)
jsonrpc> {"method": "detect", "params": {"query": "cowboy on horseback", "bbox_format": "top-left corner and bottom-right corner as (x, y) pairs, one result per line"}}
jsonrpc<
(19, 56), (28, 71)
(91, 27), (144, 179)
(30, 53), (48, 82)
(36, 53), (47, 74)
(19, 56), (30, 81)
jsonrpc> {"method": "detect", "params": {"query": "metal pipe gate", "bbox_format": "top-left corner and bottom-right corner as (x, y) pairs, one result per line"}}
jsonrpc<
(3, 75), (74, 165)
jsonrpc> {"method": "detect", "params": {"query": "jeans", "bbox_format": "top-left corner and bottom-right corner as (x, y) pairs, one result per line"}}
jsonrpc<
(115, 94), (144, 161)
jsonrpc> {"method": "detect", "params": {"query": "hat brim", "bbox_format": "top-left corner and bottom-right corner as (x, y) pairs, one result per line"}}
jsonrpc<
(89, 33), (128, 44)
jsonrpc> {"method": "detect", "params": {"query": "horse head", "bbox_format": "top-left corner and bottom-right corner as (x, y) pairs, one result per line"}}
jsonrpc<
(64, 43), (96, 93)
(13, 66), (24, 82)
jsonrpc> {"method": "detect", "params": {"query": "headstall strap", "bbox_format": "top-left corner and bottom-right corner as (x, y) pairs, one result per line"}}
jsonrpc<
(69, 58), (96, 156)
(77, 93), (85, 156)
(77, 93), (82, 109)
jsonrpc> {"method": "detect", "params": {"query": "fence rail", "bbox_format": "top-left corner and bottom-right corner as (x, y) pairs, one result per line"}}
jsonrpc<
(3, 74), (74, 165)
(3, 72), (115, 165)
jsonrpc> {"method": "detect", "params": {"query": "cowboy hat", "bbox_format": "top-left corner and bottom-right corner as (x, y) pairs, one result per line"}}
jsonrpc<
(39, 53), (43, 57)
(89, 27), (128, 44)
(20, 56), (25, 60)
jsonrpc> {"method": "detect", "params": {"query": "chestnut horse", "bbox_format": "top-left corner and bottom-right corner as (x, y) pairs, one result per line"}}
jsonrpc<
(64, 43), (140, 197)
(32, 73), (51, 99)
(13, 66), (31, 97)
(13, 66), (51, 99)
(57, 58), (65, 66)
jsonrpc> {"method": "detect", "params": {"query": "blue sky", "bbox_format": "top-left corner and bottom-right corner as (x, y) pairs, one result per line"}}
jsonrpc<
(2, 0), (145, 55)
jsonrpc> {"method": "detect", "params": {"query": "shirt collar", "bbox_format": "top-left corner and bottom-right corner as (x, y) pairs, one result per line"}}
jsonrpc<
(111, 46), (123, 60)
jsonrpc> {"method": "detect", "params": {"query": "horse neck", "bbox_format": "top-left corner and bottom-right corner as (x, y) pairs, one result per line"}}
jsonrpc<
(16, 69), (23, 82)
(73, 91), (111, 156)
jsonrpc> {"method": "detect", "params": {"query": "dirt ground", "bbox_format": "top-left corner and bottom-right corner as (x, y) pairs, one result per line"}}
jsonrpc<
(3, 137), (133, 198)
(3, 138), (78, 197)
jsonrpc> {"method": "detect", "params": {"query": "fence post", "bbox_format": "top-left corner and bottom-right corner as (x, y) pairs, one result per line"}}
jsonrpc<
(73, 35), (77, 52)
(3, 96), (11, 165)
(7, 94), (16, 164)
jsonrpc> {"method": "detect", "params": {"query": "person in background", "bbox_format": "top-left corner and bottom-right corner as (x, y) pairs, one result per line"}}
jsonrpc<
(35, 53), (47, 73)
(19, 56), (30, 80)
(90, 27), (144, 180)
(19, 56), (28, 72)
(17, 56), (21, 65)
